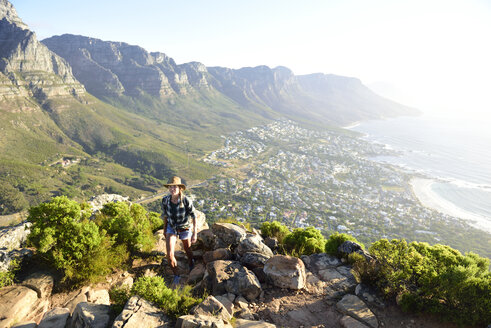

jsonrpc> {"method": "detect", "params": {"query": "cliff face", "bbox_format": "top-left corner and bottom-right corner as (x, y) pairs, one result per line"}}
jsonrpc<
(0, 0), (85, 112)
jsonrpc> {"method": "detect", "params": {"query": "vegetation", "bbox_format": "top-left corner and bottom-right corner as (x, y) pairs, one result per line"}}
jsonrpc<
(109, 284), (132, 315)
(352, 239), (491, 326)
(0, 259), (20, 288)
(260, 220), (290, 243)
(131, 276), (202, 319)
(283, 226), (327, 256)
(325, 232), (364, 257)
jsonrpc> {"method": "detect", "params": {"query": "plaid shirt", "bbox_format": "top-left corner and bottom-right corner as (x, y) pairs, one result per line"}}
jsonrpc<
(161, 194), (196, 230)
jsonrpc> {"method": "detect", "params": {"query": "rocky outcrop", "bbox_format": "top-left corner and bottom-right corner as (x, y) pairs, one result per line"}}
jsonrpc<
(0, 285), (39, 327)
(336, 294), (379, 328)
(0, 0), (85, 111)
(112, 296), (171, 328)
(263, 255), (306, 290)
(70, 302), (111, 328)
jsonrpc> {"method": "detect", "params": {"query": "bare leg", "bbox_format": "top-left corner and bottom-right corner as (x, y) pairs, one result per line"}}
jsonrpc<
(165, 233), (178, 275)
(181, 238), (194, 267)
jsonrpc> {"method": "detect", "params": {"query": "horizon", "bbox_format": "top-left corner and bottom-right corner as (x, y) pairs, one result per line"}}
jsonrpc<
(9, 0), (491, 122)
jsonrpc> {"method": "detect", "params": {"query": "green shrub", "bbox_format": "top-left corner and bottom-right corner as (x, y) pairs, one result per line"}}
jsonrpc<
(148, 211), (164, 232)
(283, 227), (326, 256)
(0, 259), (20, 288)
(96, 202), (156, 253)
(27, 196), (127, 284)
(109, 284), (131, 314)
(260, 221), (290, 243)
(365, 239), (491, 326)
(325, 232), (364, 257)
(131, 276), (202, 318)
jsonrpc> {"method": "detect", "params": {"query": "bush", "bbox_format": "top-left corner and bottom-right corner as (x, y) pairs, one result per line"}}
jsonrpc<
(283, 226), (326, 256)
(148, 211), (164, 232)
(325, 232), (364, 257)
(365, 239), (491, 326)
(260, 221), (290, 243)
(131, 276), (202, 318)
(109, 284), (131, 314)
(27, 196), (127, 284)
(0, 259), (20, 288)
(96, 202), (156, 253)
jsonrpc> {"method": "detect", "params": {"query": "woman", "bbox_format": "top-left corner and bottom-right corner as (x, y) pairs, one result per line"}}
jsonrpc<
(161, 176), (197, 285)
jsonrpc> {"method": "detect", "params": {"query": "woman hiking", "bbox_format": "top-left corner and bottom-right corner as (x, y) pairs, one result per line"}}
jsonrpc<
(161, 176), (197, 285)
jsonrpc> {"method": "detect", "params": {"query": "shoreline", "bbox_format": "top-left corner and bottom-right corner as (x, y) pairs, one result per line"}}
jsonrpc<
(410, 178), (491, 234)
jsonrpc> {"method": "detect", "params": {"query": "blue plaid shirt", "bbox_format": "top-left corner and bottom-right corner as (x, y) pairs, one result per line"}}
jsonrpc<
(161, 194), (196, 230)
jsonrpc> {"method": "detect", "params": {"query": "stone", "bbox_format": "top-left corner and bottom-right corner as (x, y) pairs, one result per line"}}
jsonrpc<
(263, 255), (306, 290)
(215, 295), (234, 316)
(318, 267), (356, 296)
(0, 222), (31, 252)
(203, 248), (232, 263)
(338, 241), (373, 261)
(234, 295), (249, 310)
(64, 287), (89, 314)
(87, 289), (110, 305)
(212, 223), (246, 249)
(197, 229), (217, 251)
(236, 234), (273, 258)
(336, 294), (378, 328)
(302, 253), (341, 275)
(87, 194), (129, 213)
(176, 314), (231, 328)
(0, 285), (38, 327)
(115, 275), (134, 290)
(112, 296), (170, 328)
(38, 307), (70, 328)
(206, 260), (261, 301)
(340, 315), (371, 328)
(355, 284), (385, 308)
(188, 262), (206, 284)
(234, 318), (277, 327)
(70, 302), (111, 328)
(263, 237), (278, 251)
(22, 271), (55, 298)
(191, 295), (232, 322)
(0, 248), (33, 272)
(11, 322), (37, 328)
(240, 252), (270, 269)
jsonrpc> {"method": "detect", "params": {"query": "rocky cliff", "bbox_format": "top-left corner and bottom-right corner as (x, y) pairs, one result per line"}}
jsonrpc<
(0, 0), (85, 112)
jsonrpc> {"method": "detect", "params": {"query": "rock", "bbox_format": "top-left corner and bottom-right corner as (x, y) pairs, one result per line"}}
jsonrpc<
(215, 295), (234, 316)
(0, 247), (33, 272)
(206, 260), (261, 301)
(340, 315), (371, 328)
(87, 194), (129, 213)
(263, 237), (278, 252)
(319, 267), (356, 292)
(234, 295), (249, 310)
(191, 295), (232, 322)
(64, 287), (90, 314)
(336, 294), (378, 328)
(203, 248), (232, 264)
(38, 307), (70, 328)
(176, 314), (231, 328)
(115, 275), (134, 290)
(0, 222), (31, 251)
(22, 271), (55, 298)
(70, 302), (111, 328)
(188, 262), (206, 284)
(87, 289), (110, 305)
(235, 308), (257, 320)
(237, 234), (273, 258)
(240, 252), (270, 269)
(263, 255), (306, 290)
(11, 322), (37, 328)
(301, 253), (341, 275)
(197, 229), (217, 251)
(234, 318), (277, 327)
(338, 241), (373, 261)
(212, 223), (246, 249)
(112, 296), (170, 328)
(0, 285), (39, 327)
(355, 284), (385, 309)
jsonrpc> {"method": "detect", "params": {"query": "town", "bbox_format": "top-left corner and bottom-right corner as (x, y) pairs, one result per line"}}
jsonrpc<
(191, 120), (490, 257)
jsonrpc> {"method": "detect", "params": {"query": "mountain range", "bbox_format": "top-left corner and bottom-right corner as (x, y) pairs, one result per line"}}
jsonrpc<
(0, 0), (418, 214)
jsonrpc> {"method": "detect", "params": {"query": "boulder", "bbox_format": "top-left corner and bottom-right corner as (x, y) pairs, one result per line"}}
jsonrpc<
(38, 307), (70, 328)
(203, 248), (232, 263)
(263, 255), (306, 290)
(87, 289), (110, 305)
(236, 234), (273, 258)
(212, 223), (246, 249)
(191, 295), (232, 322)
(197, 229), (217, 251)
(0, 222), (31, 251)
(340, 315), (371, 328)
(188, 262), (206, 284)
(336, 294), (378, 328)
(0, 247), (33, 272)
(176, 314), (231, 328)
(240, 252), (270, 269)
(234, 319), (277, 327)
(263, 237), (278, 252)
(319, 268), (357, 301)
(301, 253), (341, 275)
(214, 294), (234, 316)
(0, 285), (39, 327)
(11, 322), (37, 328)
(112, 296), (170, 328)
(64, 287), (90, 314)
(338, 241), (373, 261)
(70, 302), (111, 328)
(22, 271), (55, 298)
(206, 260), (261, 301)
(355, 284), (385, 309)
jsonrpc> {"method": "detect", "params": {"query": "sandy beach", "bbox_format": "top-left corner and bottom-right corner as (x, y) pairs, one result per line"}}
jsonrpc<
(410, 178), (491, 234)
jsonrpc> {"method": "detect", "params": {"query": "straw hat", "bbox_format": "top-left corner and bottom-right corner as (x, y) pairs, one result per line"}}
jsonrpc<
(164, 176), (186, 190)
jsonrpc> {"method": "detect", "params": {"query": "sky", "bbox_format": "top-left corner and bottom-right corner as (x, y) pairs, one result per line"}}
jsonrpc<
(9, 0), (491, 120)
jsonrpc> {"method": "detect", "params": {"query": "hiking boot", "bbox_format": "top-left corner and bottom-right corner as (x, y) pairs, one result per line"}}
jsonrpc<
(189, 259), (195, 272)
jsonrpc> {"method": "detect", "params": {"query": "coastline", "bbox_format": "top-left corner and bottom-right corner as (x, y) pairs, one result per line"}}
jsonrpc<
(410, 178), (491, 234)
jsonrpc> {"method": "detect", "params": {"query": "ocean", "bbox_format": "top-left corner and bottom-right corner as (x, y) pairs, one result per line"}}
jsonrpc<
(349, 114), (491, 233)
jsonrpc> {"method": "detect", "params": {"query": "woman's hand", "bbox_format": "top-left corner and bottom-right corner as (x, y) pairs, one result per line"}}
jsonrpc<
(191, 231), (197, 244)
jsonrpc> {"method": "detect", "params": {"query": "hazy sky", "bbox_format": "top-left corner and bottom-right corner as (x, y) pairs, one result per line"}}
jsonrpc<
(10, 0), (491, 120)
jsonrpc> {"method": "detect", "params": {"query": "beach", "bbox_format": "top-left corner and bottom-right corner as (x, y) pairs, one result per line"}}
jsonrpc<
(410, 178), (491, 234)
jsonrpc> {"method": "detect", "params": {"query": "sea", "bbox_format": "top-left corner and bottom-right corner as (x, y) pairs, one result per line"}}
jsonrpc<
(348, 113), (491, 234)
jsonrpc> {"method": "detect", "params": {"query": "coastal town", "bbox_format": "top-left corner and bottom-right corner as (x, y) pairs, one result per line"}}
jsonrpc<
(191, 120), (490, 257)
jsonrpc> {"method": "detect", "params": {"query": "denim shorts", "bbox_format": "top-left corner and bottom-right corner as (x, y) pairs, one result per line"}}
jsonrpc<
(166, 225), (191, 240)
